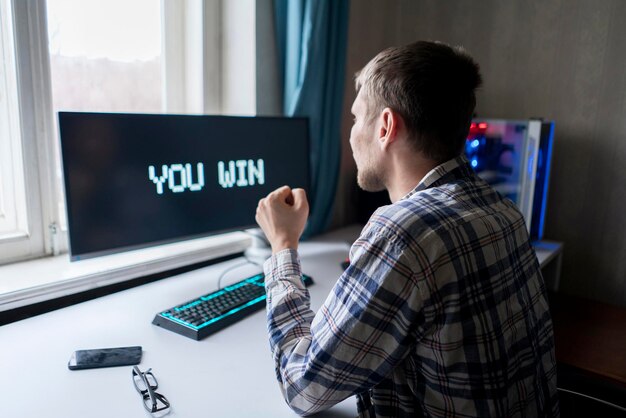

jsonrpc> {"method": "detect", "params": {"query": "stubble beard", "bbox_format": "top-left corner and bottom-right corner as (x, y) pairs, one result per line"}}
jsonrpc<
(356, 163), (386, 193)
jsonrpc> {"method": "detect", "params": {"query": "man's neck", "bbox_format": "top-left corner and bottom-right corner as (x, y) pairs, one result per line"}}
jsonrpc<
(386, 153), (439, 203)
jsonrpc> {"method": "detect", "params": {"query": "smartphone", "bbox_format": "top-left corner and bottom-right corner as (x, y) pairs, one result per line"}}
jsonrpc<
(68, 346), (142, 370)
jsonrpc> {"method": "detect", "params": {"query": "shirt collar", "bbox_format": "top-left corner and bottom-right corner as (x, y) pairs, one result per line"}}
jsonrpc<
(400, 155), (471, 201)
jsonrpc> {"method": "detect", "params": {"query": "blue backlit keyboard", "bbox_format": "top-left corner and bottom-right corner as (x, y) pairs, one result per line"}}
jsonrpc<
(152, 273), (313, 340)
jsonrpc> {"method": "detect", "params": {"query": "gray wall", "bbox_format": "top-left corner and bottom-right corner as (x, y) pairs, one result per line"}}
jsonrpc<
(333, 0), (626, 306)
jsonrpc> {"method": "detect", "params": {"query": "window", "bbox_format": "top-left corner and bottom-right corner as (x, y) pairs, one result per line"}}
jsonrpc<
(0, 0), (259, 306)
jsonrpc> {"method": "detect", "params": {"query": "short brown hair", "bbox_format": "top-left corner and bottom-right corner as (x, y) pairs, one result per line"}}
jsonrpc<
(356, 41), (482, 163)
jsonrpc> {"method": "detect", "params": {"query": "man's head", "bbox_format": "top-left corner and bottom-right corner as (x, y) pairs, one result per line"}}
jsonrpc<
(350, 40), (482, 192)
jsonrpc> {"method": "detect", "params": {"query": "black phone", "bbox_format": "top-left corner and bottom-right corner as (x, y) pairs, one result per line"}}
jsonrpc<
(68, 346), (142, 370)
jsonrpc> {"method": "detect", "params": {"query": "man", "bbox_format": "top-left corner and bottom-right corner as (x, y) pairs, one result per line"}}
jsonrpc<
(255, 41), (559, 417)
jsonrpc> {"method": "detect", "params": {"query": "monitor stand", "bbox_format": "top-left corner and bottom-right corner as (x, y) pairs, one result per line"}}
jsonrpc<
(243, 229), (312, 286)
(244, 228), (273, 266)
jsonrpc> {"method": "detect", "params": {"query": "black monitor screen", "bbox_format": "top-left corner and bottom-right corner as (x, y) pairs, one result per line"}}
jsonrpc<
(59, 112), (310, 260)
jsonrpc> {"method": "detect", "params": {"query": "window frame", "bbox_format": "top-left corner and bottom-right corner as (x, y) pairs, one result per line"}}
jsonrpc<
(0, 0), (54, 265)
(0, 0), (27, 239)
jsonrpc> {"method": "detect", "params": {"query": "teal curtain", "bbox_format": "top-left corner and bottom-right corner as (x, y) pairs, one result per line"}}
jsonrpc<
(275, 0), (350, 237)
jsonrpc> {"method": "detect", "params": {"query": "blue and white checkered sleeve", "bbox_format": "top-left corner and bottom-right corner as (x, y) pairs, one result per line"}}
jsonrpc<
(264, 225), (426, 415)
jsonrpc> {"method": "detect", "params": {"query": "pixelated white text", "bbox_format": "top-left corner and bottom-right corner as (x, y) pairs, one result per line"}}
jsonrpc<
(148, 163), (205, 194)
(217, 159), (265, 188)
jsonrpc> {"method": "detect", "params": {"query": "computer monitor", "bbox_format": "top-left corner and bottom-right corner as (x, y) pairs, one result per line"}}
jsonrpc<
(58, 112), (310, 261)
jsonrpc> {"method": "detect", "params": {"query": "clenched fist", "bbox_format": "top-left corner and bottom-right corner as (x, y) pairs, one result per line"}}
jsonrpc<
(255, 185), (309, 253)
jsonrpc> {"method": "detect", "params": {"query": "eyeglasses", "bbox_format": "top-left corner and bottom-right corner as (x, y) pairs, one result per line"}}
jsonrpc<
(132, 366), (171, 413)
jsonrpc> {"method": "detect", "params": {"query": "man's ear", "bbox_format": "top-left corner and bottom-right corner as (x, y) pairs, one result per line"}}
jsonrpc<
(378, 107), (402, 150)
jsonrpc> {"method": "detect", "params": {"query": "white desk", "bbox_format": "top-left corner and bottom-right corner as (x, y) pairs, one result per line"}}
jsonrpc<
(0, 231), (360, 418)
(532, 240), (564, 292)
(0, 225), (562, 417)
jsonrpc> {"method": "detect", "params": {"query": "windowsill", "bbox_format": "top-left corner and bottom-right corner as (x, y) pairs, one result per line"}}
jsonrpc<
(0, 232), (251, 312)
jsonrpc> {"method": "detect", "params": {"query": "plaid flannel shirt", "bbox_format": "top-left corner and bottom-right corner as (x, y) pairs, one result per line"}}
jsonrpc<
(264, 155), (559, 417)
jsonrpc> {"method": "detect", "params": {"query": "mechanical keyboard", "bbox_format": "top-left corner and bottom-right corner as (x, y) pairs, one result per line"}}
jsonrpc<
(152, 273), (313, 340)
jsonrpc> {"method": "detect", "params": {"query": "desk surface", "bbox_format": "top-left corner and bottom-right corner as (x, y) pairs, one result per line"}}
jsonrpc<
(0, 225), (564, 417)
(0, 230), (362, 418)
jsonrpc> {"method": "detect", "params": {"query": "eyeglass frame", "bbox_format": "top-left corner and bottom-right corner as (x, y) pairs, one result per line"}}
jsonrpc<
(132, 366), (171, 413)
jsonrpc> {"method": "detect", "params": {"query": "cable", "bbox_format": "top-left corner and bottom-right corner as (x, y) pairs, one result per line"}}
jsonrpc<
(216, 254), (263, 290)
(244, 253), (263, 268)
(557, 387), (626, 412)
(215, 228), (269, 290)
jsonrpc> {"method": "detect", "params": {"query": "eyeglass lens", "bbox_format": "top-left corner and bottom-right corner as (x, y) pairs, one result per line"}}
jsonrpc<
(133, 369), (158, 392)
(142, 391), (171, 413)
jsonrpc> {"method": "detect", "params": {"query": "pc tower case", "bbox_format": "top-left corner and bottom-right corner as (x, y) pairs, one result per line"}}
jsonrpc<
(466, 119), (554, 241)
